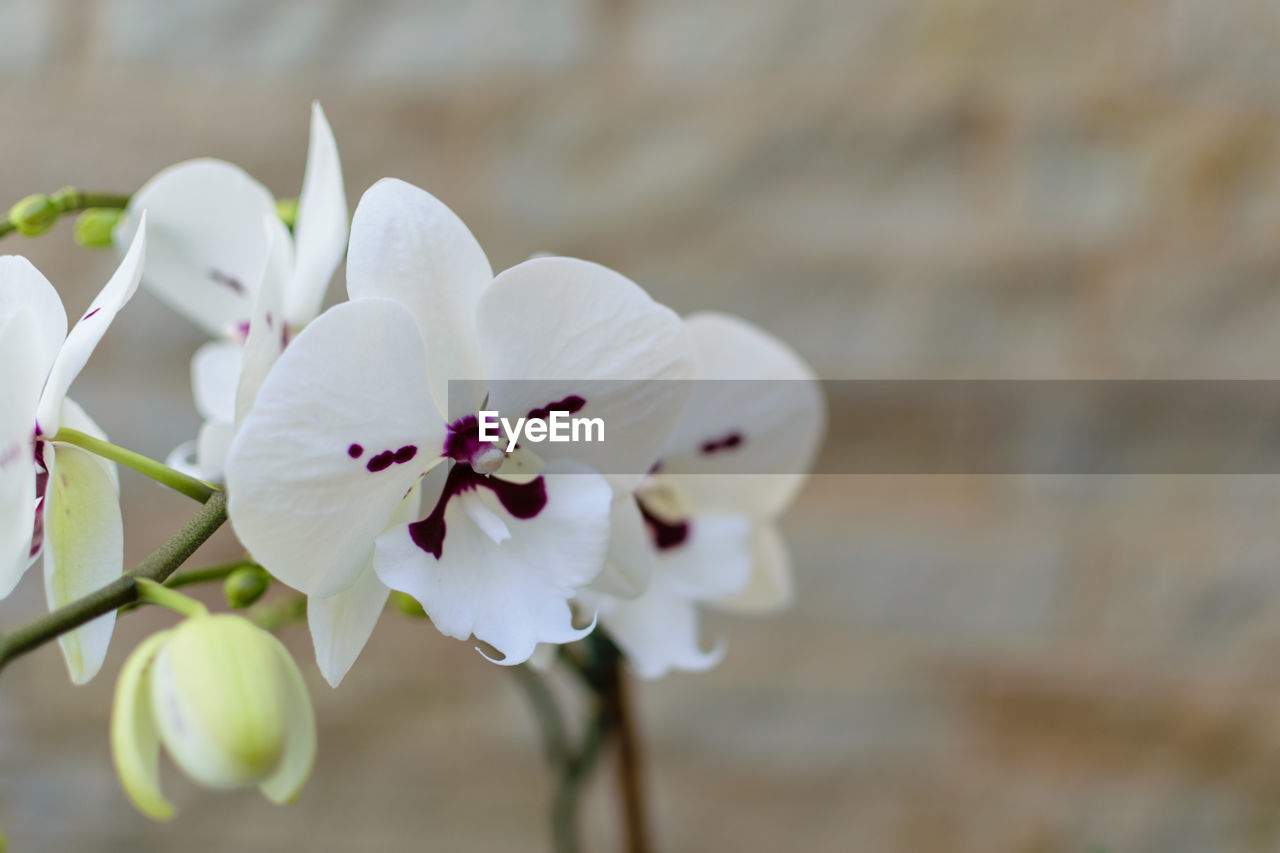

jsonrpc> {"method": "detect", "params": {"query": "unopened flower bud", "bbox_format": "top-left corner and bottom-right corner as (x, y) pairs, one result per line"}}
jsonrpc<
(276, 197), (298, 229)
(224, 565), (270, 608)
(389, 591), (426, 618)
(8, 193), (60, 236)
(73, 208), (123, 248)
(111, 615), (316, 820)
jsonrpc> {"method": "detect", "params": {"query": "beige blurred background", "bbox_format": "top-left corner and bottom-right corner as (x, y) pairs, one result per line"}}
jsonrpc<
(7, 0), (1280, 850)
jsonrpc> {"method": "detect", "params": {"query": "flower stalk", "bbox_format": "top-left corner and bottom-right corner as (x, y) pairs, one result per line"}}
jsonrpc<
(0, 490), (227, 674)
(52, 427), (216, 502)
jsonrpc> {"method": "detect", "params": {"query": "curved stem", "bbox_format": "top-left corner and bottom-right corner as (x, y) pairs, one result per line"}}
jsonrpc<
(134, 578), (207, 618)
(603, 652), (652, 853)
(0, 490), (227, 674)
(553, 700), (607, 853)
(166, 559), (260, 589)
(510, 665), (571, 767)
(51, 428), (215, 503)
(0, 189), (130, 240)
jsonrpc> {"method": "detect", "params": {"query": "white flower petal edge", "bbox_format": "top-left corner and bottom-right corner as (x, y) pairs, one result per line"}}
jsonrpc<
(479, 257), (694, 490)
(116, 160), (277, 337)
(225, 298), (443, 598)
(42, 442), (124, 685)
(374, 460), (613, 665)
(36, 216), (147, 432)
(286, 102), (348, 328)
(0, 313), (44, 597)
(308, 484), (421, 688)
(346, 178), (493, 419)
(0, 255), (67, 380)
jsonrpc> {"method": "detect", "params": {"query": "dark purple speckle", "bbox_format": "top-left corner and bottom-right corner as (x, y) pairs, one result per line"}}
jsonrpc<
(638, 498), (689, 550)
(208, 268), (246, 294)
(83, 307), (101, 320)
(699, 432), (743, 455)
(366, 450), (395, 472)
(347, 443), (364, 459)
(526, 395), (586, 423)
(394, 445), (418, 464)
(363, 444), (419, 472)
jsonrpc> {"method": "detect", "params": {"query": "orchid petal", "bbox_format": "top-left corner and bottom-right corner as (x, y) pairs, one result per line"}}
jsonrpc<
(714, 522), (795, 614)
(0, 313), (42, 598)
(373, 460), (612, 665)
(110, 630), (175, 820)
(42, 442), (123, 684)
(0, 255), (66, 381)
(308, 485), (420, 688)
(585, 588), (724, 681)
(118, 160), (277, 336)
(346, 178), (493, 418)
(286, 102), (348, 327)
(258, 633), (318, 804)
(657, 312), (826, 519)
(478, 257), (694, 489)
(225, 298), (442, 598)
(652, 514), (755, 602)
(192, 340), (242, 423)
(589, 492), (655, 598)
(36, 218), (146, 433)
(196, 420), (236, 484)
(236, 216), (292, 424)
(59, 398), (119, 492)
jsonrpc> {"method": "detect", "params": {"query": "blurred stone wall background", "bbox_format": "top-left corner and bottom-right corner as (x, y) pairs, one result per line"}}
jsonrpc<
(6, 0), (1280, 850)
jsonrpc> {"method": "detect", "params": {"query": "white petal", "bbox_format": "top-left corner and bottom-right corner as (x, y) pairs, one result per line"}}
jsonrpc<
(0, 255), (67, 381)
(258, 633), (318, 804)
(117, 160), (275, 336)
(286, 102), (348, 327)
(373, 460), (612, 665)
(307, 485), (420, 688)
(236, 217), (292, 423)
(110, 630), (175, 820)
(225, 298), (442, 597)
(657, 312), (826, 519)
(346, 178), (493, 418)
(196, 419), (236, 484)
(192, 341), (243, 423)
(651, 513), (755, 602)
(166, 439), (203, 480)
(585, 587), (724, 681)
(589, 492), (656, 598)
(42, 442), (124, 684)
(0, 313), (41, 598)
(36, 219), (146, 433)
(714, 522), (795, 614)
(478, 257), (694, 489)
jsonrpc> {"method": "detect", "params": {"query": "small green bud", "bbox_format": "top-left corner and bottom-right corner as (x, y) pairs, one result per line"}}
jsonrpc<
(73, 208), (123, 249)
(224, 566), (271, 609)
(8, 193), (60, 236)
(276, 197), (298, 229)
(389, 591), (426, 618)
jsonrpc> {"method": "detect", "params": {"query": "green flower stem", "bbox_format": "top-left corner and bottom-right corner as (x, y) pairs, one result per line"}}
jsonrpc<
(134, 578), (208, 618)
(166, 559), (261, 589)
(0, 189), (130, 239)
(51, 428), (215, 503)
(0, 490), (227, 675)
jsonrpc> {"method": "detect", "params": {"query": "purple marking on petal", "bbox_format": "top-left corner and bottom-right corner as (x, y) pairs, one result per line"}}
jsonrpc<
(347, 443), (364, 459)
(408, 464), (547, 559)
(83, 307), (101, 320)
(366, 450), (395, 472)
(637, 498), (689, 551)
(699, 432), (744, 455)
(208, 268), (246, 294)
(394, 445), (418, 464)
(234, 320), (251, 342)
(526, 395), (586, 423)
(28, 496), (44, 559)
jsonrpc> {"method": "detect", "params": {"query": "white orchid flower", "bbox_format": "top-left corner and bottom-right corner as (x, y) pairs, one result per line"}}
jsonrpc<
(111, 613), (316, 819)
(0, 221), (148, 683)
(578, 312), (826, 679)
(225, 178), (694, 679)
(116, 102), (347, 482)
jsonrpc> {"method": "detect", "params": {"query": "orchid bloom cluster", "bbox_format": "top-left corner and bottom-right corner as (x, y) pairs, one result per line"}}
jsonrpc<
(0, 103), (824, 821)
